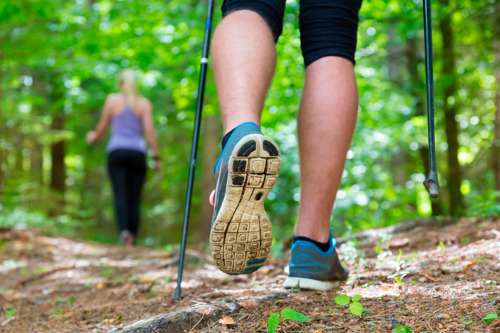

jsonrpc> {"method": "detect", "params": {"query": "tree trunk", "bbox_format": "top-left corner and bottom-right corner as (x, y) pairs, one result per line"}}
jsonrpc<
(387, 21), (401, 82)
(14, 132), (24, 173)
(200, 115), (220, 242)
(391, 144), (407, 186)
(387, 22), (408, 188)
(49, 114), (66, 216)
(439, 0), (464, 216)
(30, 141), (44, 185)
(493, 0), (500, 201)
(31, 71), (46, 187)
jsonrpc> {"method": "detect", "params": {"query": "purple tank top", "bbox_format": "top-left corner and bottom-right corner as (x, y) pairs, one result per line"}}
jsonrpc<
(107, 95), (147, 153)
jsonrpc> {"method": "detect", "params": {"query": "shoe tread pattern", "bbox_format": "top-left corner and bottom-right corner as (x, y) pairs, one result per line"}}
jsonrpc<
(210, 134), (281, 274)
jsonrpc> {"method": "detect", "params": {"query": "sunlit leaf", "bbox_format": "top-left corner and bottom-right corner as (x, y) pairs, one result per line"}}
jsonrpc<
(267, 313), (280, 333)
(334, 294), (350, 306)
(281, 308), (310, 321)
(350, 302), (363, 317)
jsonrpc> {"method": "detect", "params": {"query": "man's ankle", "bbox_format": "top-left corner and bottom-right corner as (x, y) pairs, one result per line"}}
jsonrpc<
(221, 127), (236, 150)
(293, 235), (331, 252)
(221, 122), (260, 150)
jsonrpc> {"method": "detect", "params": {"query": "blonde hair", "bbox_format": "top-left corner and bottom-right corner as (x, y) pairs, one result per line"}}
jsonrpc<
(118, 69), (139, 110)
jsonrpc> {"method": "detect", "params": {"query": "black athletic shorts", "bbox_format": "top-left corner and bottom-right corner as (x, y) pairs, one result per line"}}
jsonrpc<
(221, 0), (363, 66)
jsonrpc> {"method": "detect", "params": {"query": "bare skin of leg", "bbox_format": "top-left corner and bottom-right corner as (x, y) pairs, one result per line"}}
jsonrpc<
(294, 57), (358, 243)
(212, 11), (358, 244)
(212, 10), (276, 134)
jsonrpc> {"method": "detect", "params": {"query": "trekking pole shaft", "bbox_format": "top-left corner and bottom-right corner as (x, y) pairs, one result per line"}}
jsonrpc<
(422, 0), (439, 198)
(174, 0), (215, 300)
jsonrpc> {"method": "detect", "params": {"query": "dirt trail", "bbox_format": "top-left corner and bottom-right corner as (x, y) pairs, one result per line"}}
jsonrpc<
(0, 217), (498, 332)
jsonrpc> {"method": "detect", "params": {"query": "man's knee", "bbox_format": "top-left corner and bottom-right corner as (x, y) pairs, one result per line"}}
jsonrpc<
(221, 0), (286, 42)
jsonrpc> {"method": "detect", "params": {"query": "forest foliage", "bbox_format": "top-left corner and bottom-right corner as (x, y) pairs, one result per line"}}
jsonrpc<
(0, 0), (499, 247)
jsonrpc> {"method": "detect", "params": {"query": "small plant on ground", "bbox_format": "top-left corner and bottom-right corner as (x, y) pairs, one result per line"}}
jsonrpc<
(460, 237), (470, 244)
(49, 308), (64, 319)
(100, 268), (115, 277)
(374, 234), (393, 254)
(334, 294), (363, 317)
(338, 237), (367, 269)
(267, 308), (310, 333)
(388, 249), (409, 286)
(393, 325), (412, 333)
(6, 308), (16, 318)
(481, 312), (498, 324)
(460, 314), (472, 325)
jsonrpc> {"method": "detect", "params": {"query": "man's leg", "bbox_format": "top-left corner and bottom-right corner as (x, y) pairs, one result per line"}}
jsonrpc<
(209, 4), (285, 275)
(295, 57), (358, 242)
(284, 0), (362, 290)
(212, 10), (276, 133)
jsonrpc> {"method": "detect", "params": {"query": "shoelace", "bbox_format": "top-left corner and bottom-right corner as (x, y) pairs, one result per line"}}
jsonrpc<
(209, 189), (215, 207)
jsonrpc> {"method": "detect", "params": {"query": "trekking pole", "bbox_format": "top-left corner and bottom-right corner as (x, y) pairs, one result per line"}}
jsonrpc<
(174, 0), (216, 300)
(422, 0), (439, 198)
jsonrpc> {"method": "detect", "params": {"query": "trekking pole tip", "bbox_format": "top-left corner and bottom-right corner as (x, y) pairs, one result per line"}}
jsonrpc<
(174, 286), (182, 301)
(174, 286), (181, 300)
(425, 180), (439, 198)
(423, 171), (439, 198)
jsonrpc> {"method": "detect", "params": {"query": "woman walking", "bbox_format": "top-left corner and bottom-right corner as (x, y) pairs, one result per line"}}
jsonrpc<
(86, 69), (160, 245)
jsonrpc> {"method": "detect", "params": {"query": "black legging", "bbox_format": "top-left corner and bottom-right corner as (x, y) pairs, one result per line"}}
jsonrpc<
(221, 0), (363, 66)
(107, 149), (146, 236)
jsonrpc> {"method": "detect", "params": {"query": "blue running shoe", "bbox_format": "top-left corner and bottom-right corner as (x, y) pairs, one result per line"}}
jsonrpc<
(283, 230), (349, 290)
(210, 122), (281, 275)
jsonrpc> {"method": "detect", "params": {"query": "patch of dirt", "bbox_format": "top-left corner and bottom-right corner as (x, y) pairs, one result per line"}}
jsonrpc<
(0, 217), (498, 332)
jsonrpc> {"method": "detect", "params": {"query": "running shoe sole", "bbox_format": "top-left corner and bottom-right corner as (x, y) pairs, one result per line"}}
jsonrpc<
(283, 265), (345, 291)
(210, 134), (281, 275)
(283, 276), (342, 291)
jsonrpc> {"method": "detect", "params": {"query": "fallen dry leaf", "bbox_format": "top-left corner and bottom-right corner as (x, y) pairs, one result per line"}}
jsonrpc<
(421, 273), (442, 282)
(463, 259), (479, 269)
(219, 315), (235, 325)
(240, 300), (258, 309)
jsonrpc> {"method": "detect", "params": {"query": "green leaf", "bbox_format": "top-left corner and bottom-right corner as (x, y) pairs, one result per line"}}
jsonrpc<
(393, 326), (404, 333)
(267, 313), (280, 333)
(281, 308), (310, 321)
(334, 294), (350, 306)
(352, 294), (362, 302)
(481, 312), (498, 324)
(350, 302), (363, 317)
(7, 308), (16, 317)
(393, 325), (412, 333)
(100, 269), (114, 277)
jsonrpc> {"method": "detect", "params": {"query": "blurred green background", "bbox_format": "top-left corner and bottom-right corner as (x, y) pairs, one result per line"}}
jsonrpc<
(0, 0), (499, 248)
